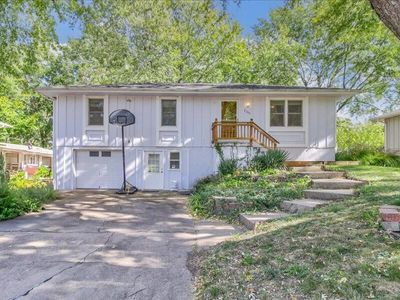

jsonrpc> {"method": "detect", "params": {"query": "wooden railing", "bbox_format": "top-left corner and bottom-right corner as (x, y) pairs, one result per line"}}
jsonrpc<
(212, 118), (279, 149)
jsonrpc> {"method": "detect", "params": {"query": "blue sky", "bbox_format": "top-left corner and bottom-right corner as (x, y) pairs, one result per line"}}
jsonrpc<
(56, 0), (285, 43)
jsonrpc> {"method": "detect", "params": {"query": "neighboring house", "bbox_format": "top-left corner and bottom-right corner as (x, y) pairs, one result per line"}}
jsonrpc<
(371, 110), (400, 155)
(0, 143), (53, 173)
(37, 84), (358, 191)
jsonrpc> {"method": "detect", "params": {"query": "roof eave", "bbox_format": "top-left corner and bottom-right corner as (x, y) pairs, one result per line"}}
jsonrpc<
(37, 86), (361, 98)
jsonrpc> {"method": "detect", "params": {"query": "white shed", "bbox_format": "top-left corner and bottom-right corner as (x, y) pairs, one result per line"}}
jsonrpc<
(372, 110), (400, 155)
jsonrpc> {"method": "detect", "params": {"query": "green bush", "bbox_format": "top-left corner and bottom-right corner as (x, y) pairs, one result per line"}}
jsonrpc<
(218, 158), (238, 175)
(34, 165), (52, 179)
(0, 167), (56, 220)
(189, 170), (310, 217)
(250, 149), (289, 171)
(360, 152), (400, 168)
(9, 171), (47, 189)
(0, 185), (57, 220)
(336, 118), (384, 160)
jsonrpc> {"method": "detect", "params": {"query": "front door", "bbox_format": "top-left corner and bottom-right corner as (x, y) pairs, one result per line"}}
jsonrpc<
(144, 152), (164, 190)
(221, 101), (238, 138)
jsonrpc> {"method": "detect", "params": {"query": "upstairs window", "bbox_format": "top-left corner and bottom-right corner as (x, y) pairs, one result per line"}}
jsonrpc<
(270, 99), (303, 127)
(288, 100), (303, 127)
(88, 98), (104, 126)
(270, 100), (285, 127)
(161, 99), (177, 126)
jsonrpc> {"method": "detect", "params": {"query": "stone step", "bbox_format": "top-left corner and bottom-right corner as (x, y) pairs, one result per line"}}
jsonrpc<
(296, 171), (346, 179)
(292, 166), (323, 172)
(304, 189), (356, 200)
(239, 212), (290, 230)
(281, 199), (332, 213)
(312, 178), (365, 189)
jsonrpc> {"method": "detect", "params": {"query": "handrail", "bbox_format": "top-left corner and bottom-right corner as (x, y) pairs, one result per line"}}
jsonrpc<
(211, 118), (279, 149)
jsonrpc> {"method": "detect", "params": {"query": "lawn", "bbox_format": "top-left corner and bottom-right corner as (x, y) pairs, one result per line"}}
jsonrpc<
(190, 166), (400, 299)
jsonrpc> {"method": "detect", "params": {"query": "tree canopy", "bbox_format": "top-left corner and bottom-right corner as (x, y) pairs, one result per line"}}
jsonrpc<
(0, 0), (399, 147)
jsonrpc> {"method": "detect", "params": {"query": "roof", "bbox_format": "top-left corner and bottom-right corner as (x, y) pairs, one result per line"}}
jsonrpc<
(37, 83), (361, 98)
(0, 143), (52, 156)
(370, 109), (400, 121)
(0, 122), (12, 128)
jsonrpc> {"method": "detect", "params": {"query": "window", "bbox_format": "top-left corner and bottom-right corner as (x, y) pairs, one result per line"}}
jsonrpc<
(88, 98), (104, 126)
(288, 100), (303, 127)
(148, 154), (161, 173)
(161, 99), (177, 126)
(270, 100), (285, 127)
(89, 151), (99, 157)
(101, 151), (111, 157)
(270, 100), (303, 127)
(221, 101), (237, 121)
(169, 152), (180, 170)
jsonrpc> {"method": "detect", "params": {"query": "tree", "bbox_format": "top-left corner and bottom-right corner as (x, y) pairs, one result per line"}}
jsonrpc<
(0, 1), (72, 147)
(58, 0), (252, 84)
(254, 0), (400, 115)
(370, 0), (400, 40)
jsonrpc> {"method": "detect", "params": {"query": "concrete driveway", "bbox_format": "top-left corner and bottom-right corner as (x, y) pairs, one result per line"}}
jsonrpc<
(0, 191), (240, 300)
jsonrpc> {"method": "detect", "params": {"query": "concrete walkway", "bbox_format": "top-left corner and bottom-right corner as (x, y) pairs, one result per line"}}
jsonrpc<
(0, 191), (241, 300)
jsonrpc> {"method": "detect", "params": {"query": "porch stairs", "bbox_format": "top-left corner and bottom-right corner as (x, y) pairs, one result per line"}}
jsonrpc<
(212, 118), (279, 149)
(239, 166), (366, 230)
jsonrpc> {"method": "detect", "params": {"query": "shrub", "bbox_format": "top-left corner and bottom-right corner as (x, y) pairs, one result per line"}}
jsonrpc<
(250, 149), (289, 171)
(0, 185), (57, 220)
(9, 171), (47, 189)
(214, 142), (240, 175)
(218, 158), (238, 175)
(34, 165), (52, 179)
(360, 152), (400, 168)
(336, 118), (384, 160)
(0, 153), (6, 186)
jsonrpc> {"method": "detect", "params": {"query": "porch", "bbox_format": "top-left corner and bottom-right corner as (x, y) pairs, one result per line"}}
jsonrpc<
(211, 118), (279, 149)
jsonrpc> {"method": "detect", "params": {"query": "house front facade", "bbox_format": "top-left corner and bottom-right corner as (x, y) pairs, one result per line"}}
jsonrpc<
(38, 84), (358, 191)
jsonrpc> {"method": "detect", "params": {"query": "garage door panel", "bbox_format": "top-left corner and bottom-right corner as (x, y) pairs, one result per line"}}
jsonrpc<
(76, 150), (123, 189)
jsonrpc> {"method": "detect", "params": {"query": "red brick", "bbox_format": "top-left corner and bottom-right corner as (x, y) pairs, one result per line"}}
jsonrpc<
(379, 208), (400, 222)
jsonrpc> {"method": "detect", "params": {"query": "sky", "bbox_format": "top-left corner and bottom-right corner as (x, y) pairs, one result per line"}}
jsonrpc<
(56, 0), (285, 43)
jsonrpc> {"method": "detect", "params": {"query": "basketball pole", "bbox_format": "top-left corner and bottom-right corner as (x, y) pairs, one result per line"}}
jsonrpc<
(121, 124), (127, 192)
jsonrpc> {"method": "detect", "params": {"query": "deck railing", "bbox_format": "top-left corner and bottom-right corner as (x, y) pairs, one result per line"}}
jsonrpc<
(211, 118), (279, 149)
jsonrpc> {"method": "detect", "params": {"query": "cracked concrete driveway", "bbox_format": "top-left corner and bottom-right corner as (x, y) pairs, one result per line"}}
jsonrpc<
(0, 191), (240, 300)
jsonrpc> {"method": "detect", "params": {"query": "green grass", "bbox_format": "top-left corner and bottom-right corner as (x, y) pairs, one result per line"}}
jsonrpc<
(190, 166), (400, 299)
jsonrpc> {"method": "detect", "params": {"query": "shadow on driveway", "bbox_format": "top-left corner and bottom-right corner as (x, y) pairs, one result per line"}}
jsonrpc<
(0, 191), (241, 300)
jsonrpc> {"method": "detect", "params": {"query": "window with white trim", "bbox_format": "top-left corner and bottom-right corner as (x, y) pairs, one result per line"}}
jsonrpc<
(270, 100), (285, 127)
(161, 99), (177, 126)
(270, 99), (303, 127)
(288, 100), (303, 127)
(88, 98), (104, 126)
(169, 152), (180, 170)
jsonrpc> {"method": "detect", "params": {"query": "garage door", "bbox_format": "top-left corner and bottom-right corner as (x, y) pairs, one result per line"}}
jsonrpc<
(76, 150), (123, 189)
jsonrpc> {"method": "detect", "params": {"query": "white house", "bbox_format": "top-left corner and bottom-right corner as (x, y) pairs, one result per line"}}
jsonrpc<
(371, 110), (400, 155)
(37, 84), (358, 191)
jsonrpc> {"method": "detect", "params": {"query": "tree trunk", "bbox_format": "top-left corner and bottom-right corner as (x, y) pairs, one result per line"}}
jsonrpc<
(370, 0), (400, 40)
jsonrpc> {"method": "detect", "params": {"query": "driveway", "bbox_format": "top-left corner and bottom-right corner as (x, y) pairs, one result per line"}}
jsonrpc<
(0, 191), (240, 300)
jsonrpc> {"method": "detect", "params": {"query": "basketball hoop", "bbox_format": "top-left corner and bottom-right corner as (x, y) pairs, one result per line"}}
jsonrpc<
(109, 109), (137, 194)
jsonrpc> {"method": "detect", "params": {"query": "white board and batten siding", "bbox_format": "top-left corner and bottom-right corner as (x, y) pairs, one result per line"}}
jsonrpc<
(385, 115), (400, 154)
(53, 92), (339, 190)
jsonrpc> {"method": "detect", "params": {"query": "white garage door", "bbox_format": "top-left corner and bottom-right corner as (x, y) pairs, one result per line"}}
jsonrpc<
(76, 150), (123, 189)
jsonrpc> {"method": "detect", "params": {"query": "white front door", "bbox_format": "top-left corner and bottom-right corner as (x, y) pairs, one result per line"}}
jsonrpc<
(144, 152), (164, 190)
